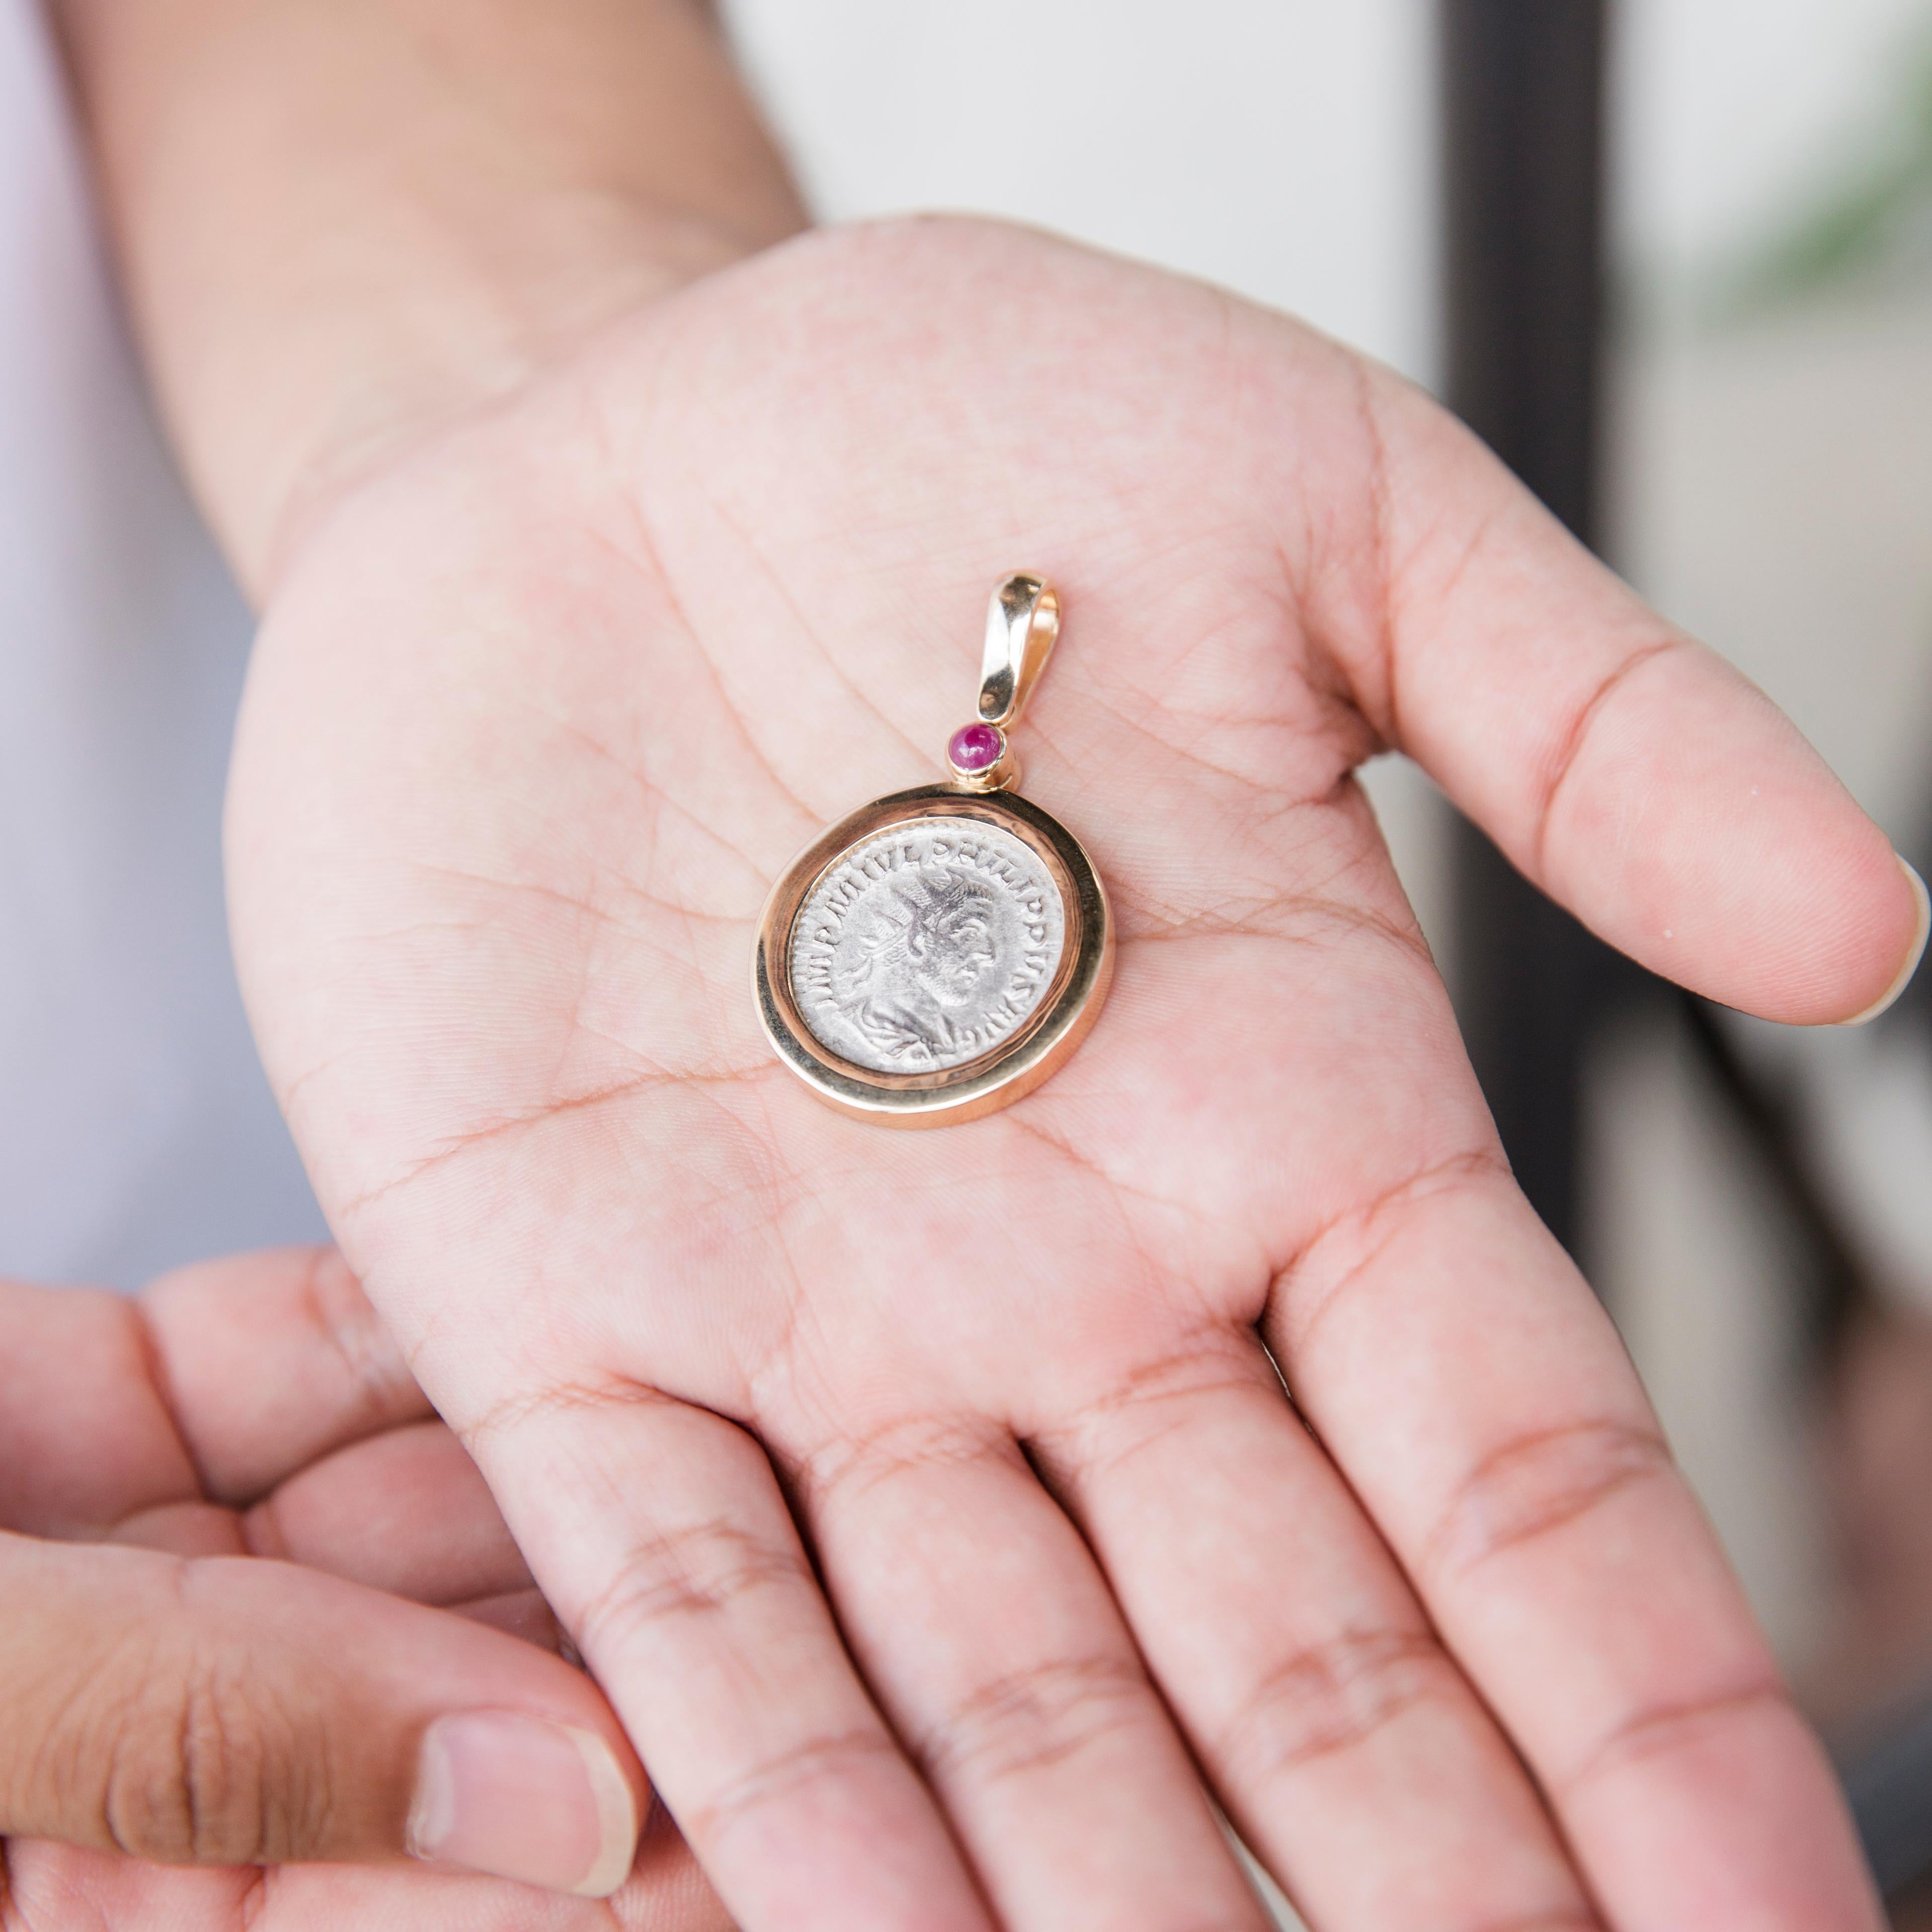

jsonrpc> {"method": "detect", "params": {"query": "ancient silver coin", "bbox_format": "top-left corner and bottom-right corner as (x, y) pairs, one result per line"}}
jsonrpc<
(787, 817), (1067, 1074)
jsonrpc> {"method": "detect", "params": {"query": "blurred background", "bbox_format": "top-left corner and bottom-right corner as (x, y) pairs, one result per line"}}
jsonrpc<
(718, 0), (1932, 1918)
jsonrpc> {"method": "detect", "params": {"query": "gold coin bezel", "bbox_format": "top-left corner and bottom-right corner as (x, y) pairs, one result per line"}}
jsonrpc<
(753, 784), (1112, 1128)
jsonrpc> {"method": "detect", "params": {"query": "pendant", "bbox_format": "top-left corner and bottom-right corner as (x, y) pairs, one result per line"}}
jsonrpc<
(754, 574), (1113, 1127)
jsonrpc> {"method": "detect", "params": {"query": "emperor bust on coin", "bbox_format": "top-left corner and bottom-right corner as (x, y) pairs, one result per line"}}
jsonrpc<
(754, 575), (1113, 1126)
(790, 819), (1067, 1073)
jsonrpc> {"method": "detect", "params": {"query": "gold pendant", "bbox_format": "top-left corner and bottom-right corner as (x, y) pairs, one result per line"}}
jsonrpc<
(754, 575), (1113, 1127)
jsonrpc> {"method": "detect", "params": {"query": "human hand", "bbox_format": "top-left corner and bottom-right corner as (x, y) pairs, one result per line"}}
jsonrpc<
(0, 1247), (726, 1932)
(228, 218), (1926, 1932)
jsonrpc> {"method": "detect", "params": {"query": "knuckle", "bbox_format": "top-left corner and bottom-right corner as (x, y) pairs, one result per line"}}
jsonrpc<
(299, 1248), (417, 1423)
(97, 1624), (328, 1868)
(1214, 1626), (1459, 1787)
(1423, 1419), (1673, 1584)
(1267, 1150), (1512, 1361)
(1031, 1333), (1279, 1493)
(575, 1516), (811, 1654)
(458, 1371), (677, 1454)
(687, 1728), (901, 1850)
(791, 1413), (1011, 1518)
(1561, 1677), (1791, 1797)
(1532, 637), (1683, 874)
(919, 1654), (1155, 1791)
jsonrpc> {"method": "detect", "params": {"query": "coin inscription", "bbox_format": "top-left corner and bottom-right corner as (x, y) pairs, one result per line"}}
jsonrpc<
(787, 817), (1067, 1074)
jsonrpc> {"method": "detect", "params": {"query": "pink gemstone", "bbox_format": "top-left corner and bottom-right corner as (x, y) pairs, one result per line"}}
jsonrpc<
(948, 723), (1004, 772)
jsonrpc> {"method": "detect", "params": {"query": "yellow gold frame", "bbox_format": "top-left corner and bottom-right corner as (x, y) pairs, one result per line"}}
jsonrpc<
(753, 783), (1113, 1128)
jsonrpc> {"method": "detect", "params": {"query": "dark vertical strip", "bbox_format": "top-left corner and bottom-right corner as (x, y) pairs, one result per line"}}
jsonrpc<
(1439, 0), (1632, 1256)
(1441, 0), (1605, 539)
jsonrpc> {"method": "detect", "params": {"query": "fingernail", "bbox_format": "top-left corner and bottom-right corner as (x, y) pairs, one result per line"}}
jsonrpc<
(1837, 857), (1930, 1025)
(408, 1712), (639, 1898)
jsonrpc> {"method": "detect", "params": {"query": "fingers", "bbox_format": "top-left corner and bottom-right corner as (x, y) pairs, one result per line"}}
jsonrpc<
(9, 1796), (731, 1932)
(7, 1806), (727, 1932)
(242, 1419), (534, 1606)
(467, 1389), (996, 1932)
(0, 1280), (199, 1535)
(0, 1532), (643, 1897)
(131, 1252), (535, 1613)
(1333, 368), (1925, 1024)
(1266, 1163), (1884, 1931)
(111, 1421), (542, 1620)
(1029, 1334), (1596, 1929)
(794, 1418), (1269, 1932)
(0, 1252), (436, 1543)
(142, 1247), (432, 1501)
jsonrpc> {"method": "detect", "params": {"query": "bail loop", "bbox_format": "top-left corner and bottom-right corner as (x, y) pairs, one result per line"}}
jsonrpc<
(978, 575), (1060, 730)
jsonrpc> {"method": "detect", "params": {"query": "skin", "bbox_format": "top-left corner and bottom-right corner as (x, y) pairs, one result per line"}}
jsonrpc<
(55, 3), (1929, 1927)
(225, 220), (1917, 1931)
(0, 1248), (728, 1930)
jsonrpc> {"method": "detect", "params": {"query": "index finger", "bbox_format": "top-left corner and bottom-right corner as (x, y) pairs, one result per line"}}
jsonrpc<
(142, 1245), (432, 1501)
(1266, 1157), (1883, 1930)
(0, 1251), (434, 1544)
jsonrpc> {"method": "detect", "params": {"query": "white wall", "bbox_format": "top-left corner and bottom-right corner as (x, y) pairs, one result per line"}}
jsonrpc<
(1614, 0), (1932, 280)
(725, 0), (1440, 385)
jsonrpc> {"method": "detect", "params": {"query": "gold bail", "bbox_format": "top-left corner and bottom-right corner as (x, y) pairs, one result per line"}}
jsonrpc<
(978, 575), (1060, 729)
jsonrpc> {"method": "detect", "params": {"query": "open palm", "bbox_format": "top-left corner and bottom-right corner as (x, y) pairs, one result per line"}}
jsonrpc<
(230, 218), (1919, 1932)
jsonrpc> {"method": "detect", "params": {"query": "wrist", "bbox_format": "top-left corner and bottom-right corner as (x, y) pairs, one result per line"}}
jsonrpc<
(56, 0), (804, 596)
(248, 196), (778, 594)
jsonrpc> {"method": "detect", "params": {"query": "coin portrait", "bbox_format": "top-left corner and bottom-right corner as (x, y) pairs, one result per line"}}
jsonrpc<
(787, 819), (1067, 1074)
(754, 783), (1112, 1126)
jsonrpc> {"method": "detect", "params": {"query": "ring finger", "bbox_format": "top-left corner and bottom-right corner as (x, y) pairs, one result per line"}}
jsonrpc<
(1029, 1325), (1596, 1930)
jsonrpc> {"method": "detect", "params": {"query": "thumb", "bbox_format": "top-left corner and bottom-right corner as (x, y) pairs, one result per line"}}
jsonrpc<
(0, 1531), (641, 1896)
(1338, 366), (1927, 1025)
